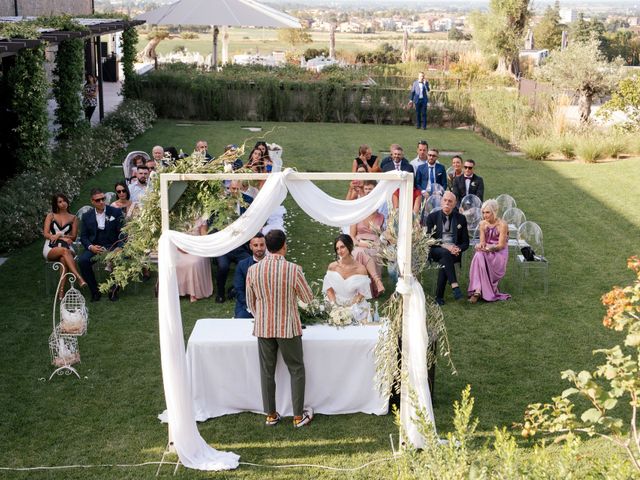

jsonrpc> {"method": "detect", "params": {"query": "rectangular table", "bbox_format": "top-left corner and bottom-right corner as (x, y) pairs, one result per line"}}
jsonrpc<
(186, 319), (389, 420)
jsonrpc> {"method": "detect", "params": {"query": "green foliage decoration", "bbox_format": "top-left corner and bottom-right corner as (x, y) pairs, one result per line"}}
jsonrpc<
(7, 45), (50, 172)
(102, 99), (157, 142)
(0, 22), (39, 39)
(121, 25), (140, 99)
(100, 150), (241, 293)
(52, 38), (85, 140)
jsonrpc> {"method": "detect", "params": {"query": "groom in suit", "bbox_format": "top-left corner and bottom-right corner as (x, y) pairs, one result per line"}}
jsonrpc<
(425, 191), (469, 305)
(415, 148), (447, 194)
(79, 188), (124, 301)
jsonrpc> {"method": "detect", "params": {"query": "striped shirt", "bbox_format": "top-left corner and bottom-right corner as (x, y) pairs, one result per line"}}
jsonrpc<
(246, 254), (313, 338)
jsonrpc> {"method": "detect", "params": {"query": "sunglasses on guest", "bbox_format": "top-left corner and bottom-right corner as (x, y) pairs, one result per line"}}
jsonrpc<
(93, 197), (106, 202)
(116, 189), (127, 194)
(464, 166), (474, 170)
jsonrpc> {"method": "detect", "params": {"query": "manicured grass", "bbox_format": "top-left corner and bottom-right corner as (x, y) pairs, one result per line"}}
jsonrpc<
(0, 120), (639, 477)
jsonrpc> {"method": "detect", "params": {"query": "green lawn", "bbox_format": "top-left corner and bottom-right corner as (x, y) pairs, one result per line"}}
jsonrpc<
(1, 120), (639, 478)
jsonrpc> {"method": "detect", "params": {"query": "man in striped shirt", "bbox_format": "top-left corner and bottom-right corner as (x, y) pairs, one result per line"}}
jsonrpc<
(246, 229), (314, 427)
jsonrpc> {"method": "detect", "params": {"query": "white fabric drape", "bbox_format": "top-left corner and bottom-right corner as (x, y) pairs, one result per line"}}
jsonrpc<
(158, 169), (432, 470)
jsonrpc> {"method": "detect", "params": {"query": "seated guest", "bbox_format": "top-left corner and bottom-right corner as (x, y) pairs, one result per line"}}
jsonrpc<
(43, 193), (86, 298)
(128, 154), (147, 185)
(254, 141), (272, 169)
(195, 139), (212, 161)
(415, 148), (447, 195)
(380, 144), (413, 173)
(409, 140), (429, 173)
(447, 155), (464, 190)
(247, 146), (269, 173)
(176, 219), (213, 303)
(213, 180), (252, 303)
(351, 181), (385, 297)
(111, 181), (134, 218)
(346, 164), (367, 200)
(163, 146), (180, 164)
(352, 144), (379, 172)
(79, 188), (124, 301)
(233, 233), (266, 317)
(323, 234), (372, 323)
(425, 191), (469, 305)
(452, 159), (484, 203)
(151, 145), (164, 164)
(129, 165), (150, 203)
(467, 199), (510, 303)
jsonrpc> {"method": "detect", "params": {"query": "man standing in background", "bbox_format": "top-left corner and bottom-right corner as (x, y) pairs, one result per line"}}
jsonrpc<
(408, 71), (430, 130)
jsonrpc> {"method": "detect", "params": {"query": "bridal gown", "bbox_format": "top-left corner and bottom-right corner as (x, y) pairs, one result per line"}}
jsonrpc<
(322, 270), (372, 322)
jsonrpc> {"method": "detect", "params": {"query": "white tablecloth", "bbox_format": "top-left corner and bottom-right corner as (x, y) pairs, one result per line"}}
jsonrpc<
(186, 319), (388, 419)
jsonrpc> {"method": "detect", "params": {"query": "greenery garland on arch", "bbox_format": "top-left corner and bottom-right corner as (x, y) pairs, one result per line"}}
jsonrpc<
(121, 24), (139, 99)
(100, 148), (246, 293)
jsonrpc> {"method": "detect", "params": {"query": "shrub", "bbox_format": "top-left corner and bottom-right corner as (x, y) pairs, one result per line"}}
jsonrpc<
(602, 134), (628, 159)
(303, 47), (329, 60)
(554, 134), (576, 159)
(520, 137), (552, 160)
(102, 99), (157, 142)
(0, 100), (154, 252)
(180, 31), (198, 40)
(575, 138), (604, 163)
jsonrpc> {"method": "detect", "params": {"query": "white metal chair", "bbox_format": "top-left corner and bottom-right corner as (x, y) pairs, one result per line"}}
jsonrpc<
(516, 221), (549, 295)
(496, 194), (517, 219)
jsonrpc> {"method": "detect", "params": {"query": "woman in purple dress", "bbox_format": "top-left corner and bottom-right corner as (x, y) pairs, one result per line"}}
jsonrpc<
(468, 199), (511, 303)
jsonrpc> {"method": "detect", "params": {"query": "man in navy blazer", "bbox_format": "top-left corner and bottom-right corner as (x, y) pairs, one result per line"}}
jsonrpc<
(415, 148), (447, 194)
(380, 144), (414, 174)
(233, 232), (267, 318)
(79, 188), (124, 301)
(425, 191), (469, 305)
(408, 72), (430, 130)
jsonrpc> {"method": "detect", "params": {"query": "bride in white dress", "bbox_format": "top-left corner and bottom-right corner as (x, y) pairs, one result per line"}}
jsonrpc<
(322, 234), (372, 323)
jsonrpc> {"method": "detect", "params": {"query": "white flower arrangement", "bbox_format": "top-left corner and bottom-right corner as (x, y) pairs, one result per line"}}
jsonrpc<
(327, 304), (354, 327)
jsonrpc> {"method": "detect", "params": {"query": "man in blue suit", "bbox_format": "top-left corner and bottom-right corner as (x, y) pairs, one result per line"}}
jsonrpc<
(408, 72), (430, 130)
(415, 148), (447, 194)
(233, 232), (267, 318)
(79, 188), (124, 301)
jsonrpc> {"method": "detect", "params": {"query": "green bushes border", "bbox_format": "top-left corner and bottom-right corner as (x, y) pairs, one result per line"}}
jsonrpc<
(53, 38), (85, 140)
(0, 99), (156, 253)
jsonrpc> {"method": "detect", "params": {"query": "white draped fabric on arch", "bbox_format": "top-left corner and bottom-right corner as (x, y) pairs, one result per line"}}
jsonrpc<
(157, 168), (435, 471)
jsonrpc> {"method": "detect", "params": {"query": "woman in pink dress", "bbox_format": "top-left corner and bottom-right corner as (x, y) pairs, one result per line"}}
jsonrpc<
(468, 199), (511, 303)
(350, 181), (385, 297)
(176, 219), (213, 302)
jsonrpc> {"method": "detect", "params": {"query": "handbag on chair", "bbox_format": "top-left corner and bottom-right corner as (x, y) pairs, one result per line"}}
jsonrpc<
(521, 246), (536, 261)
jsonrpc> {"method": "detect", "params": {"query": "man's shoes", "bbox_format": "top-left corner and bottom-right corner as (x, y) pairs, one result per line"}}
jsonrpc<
(227, 287), (236, 298)
(452, 287), (464, 300)
(435, 297), (445, 306)
(108, 285), (120, 302)
(293, 408), (314, 428)
(423, 127), (427, 130)
(215, 294), (225, 304)
(265, 412), (281, 426)
(91, 292), (101, 302)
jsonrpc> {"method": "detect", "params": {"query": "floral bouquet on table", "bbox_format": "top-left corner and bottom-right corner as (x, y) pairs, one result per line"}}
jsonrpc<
(298, 281), (328, 325)
(326, 300), (371, 327)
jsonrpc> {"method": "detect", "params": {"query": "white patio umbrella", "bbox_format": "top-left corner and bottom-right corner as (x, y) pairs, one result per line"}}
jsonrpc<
(136, 0), (301, 66)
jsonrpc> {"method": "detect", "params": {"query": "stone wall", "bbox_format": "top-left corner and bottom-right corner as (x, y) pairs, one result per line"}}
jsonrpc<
(0, 0), (92, 16)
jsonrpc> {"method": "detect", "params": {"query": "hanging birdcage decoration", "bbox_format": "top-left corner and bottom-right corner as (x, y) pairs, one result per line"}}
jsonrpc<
(49, 326), (81, 370)
(48, 262), (88, 380)
(59, 285), (88, 335)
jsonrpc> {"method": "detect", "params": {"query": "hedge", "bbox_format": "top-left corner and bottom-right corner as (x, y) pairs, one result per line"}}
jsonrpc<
(0, 100), (156, 253)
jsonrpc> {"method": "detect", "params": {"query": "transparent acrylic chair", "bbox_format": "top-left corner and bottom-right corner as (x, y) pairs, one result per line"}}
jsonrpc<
(516, 221), (549, 295)
(496, 194), (517, 219)
(502, 207), (527, 261)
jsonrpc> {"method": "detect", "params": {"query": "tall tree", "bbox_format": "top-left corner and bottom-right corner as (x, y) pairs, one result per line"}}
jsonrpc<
(533, 2), (563, 51)
(536, 37), (623, 123)
(470, 0), (530, 77)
